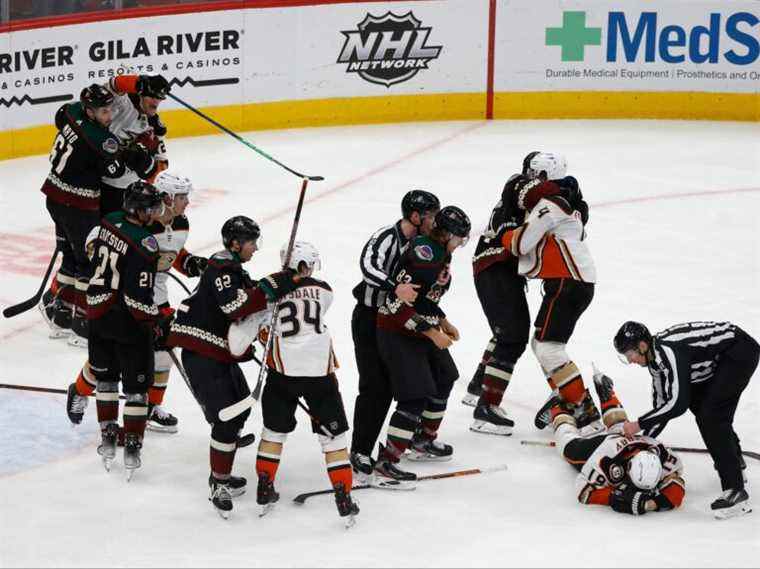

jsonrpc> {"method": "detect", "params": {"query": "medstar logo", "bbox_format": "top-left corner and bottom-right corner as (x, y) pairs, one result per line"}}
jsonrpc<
(545, 11), (602, 62)
(337, 12), (442, 87)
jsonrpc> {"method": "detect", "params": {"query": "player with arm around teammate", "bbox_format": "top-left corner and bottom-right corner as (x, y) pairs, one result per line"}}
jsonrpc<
(374, 206), (471, 483)
(250, 242), (359, 526)
(552, 368), (685, 516)
(166, 216), (299, 518)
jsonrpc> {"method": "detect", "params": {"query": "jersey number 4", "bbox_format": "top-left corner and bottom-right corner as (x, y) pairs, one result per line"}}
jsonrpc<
(279, 299), (322, 338)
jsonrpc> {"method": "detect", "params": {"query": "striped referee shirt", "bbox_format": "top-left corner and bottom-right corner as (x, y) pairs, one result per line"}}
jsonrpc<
(639, 321), (739, 437)
(352, 220), (409, 308)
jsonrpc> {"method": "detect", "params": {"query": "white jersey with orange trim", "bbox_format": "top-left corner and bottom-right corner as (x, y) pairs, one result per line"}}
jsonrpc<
(575, 432), (683, 504)
(269, 277), (337, 378)
(504, 196), (596, 283)
(146, 215), (189, 306)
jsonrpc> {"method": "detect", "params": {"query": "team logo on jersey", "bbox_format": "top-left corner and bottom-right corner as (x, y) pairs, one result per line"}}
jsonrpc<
(102, 137), (119, 154)
(414, 244), (434, 261)
(337, 12), (443, 87)
(141, 235), (159, 254)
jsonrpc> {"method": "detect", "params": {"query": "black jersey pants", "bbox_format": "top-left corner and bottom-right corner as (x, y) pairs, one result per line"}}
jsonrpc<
(350, 304), (394, 457)
(46, 197), (99, 287)
(690, 328), (759, 491)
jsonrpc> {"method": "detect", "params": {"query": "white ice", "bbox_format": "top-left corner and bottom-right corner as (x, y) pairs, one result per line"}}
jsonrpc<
(0, 119), (758, 568)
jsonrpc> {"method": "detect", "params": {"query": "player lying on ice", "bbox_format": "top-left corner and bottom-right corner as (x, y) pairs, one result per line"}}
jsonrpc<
(551, 366), (685, 515)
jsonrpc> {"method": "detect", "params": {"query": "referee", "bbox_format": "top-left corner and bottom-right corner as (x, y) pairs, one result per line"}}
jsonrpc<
(614, 320), (759, 519)
(349, 190), (440, 481)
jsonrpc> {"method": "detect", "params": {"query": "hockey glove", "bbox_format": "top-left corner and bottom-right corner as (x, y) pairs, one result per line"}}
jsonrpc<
(153, 312), (174, 350)
(609, 485), (653, 516)
(557, 176), (589, 225)
(137, 74), (170, 99)
(121, 143), (155, 177)
(258, 269), (299, 301)
(183, 255), (208, 278)
(133, 129), (161, 153)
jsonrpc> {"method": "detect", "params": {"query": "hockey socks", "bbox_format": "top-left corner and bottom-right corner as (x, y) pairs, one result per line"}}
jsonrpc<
(148, 370), (169, 406)
(548, 361), (586, 406)
(478, 359), (514, 407)
(123, 394), (148, 440)
(384, 409), (421, 462)
(75, 361), (97, 397)
(96, 381), (119, 425)
(325, 449), (353, 493)
(255, 438), (283, 483)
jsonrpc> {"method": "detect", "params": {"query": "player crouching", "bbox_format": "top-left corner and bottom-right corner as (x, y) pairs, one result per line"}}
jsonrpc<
(246, 242), (359, 526)
(552, 366), (685, 515)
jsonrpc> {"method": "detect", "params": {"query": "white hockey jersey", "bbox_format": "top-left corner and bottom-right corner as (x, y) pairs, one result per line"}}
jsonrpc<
(146, 216), (189, 306)
(103, 79), (168, 189)
(268, 277), (337, 378)
(503, 196), (596, 283)
(575, 433), (683, 505)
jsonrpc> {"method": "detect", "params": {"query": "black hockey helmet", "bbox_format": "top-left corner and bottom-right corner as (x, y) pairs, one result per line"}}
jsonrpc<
(521, 151), (541, 176)
(401, 190), (440, 220)
(80, 84), (114, 110)
(222, 215), (261, 249)
(434, 205), (472, 238)
(123, 181), (164, 216)
(614, 321), (652, 354)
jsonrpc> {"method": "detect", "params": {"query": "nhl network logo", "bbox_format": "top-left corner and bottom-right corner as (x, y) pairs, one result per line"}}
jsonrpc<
(337, 12), (442, 87)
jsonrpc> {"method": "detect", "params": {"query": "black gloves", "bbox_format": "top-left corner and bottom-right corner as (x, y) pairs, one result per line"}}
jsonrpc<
(137, 74), (170, 99)
(258, 269), (299, 301)
(153, 314), (173, 350)
(557, 176), (589, 225)
(183, 255), (208, 278)
(121, 144), (154, 176)
(610, 485), (653, 515)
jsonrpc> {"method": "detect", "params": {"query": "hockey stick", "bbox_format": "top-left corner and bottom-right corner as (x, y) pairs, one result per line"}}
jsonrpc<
(168, 271), (192, 295)
(218, 177), (310, 422)
(3, 247), (60, 318)
(167, 93), (324, 182)
(520, 439), (760, 462)
(293, 464), (508, 505)
(0, 383), (126, 400)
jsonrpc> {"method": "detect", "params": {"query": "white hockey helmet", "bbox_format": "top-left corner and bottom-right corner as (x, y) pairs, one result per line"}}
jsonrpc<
(525, 152), (568, 181)
(154, 170), (193, 198)
(281, 241), (321, 273)
(628, 450), (662, 490)
(85, 225), (100, 260)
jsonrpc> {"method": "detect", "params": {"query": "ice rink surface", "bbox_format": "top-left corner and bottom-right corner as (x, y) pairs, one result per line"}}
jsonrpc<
(1, 119), (758, 568)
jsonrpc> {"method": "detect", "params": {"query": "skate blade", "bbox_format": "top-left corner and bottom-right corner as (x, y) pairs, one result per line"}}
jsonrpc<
(215, 507), (231, 520)
(405, 452), (452, 462)
(102, 456), (114, 472)
(461, 393), (479, 407)
(344, 514), (357, 529)
(470, 421), (513, 437)
(259, 503), (276, 518)
(125, 466), (139, 482)
(48, 329), (72, 339)
(371, 478), (416, 491)
(146, 422), (179, 434)
(67, 337), (88, 349)
(228, 487), (246, 499)
(714, 503), (752, 520)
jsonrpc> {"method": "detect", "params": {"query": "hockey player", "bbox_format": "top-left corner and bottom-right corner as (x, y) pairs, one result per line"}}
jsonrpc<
(99, 74), (170, 216)
(552, 368), (685, 515)
(500, 153), (600, 432)
(85, 181), (165, 479)
(166, 216), (300, 518)
(65, 171), (207, 433)
(375, 206), (471, 482)
(248, 241), (359, 525)
(349, 190), (440, 482)
(614, 320), (759, 519)
(40, 84), (158, 346)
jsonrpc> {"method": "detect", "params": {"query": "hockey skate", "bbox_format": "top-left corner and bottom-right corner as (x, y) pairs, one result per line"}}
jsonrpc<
(712, 488), (752, 520)
(208, 474), (247, 499)
(66, 383), (88, 425)
(350, 452), (374, 485)
(333, 483), (360, 528)
(373, 445), (417, 490)
(407, 437), (453, 462)
(471, 403), (514, 436)
(257, 472), (280, 517)
(123, 433), (142, 482)
(97, 422), (120, 472)
(39, 291), (72, 339)
(461, 373), (483, 407)
(209, 477), (233, 519)
(534, 391), (560, 430)
(146, 404), (179, 434)
(66, 313), (88, 349)
(575, 389), (604, 436)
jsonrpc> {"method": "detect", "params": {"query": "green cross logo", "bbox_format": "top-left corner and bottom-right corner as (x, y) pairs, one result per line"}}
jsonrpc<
(545, 11), (602, 62)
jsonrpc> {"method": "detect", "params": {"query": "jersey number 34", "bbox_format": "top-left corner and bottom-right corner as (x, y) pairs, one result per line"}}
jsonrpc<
(279, 299), (323, 338)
